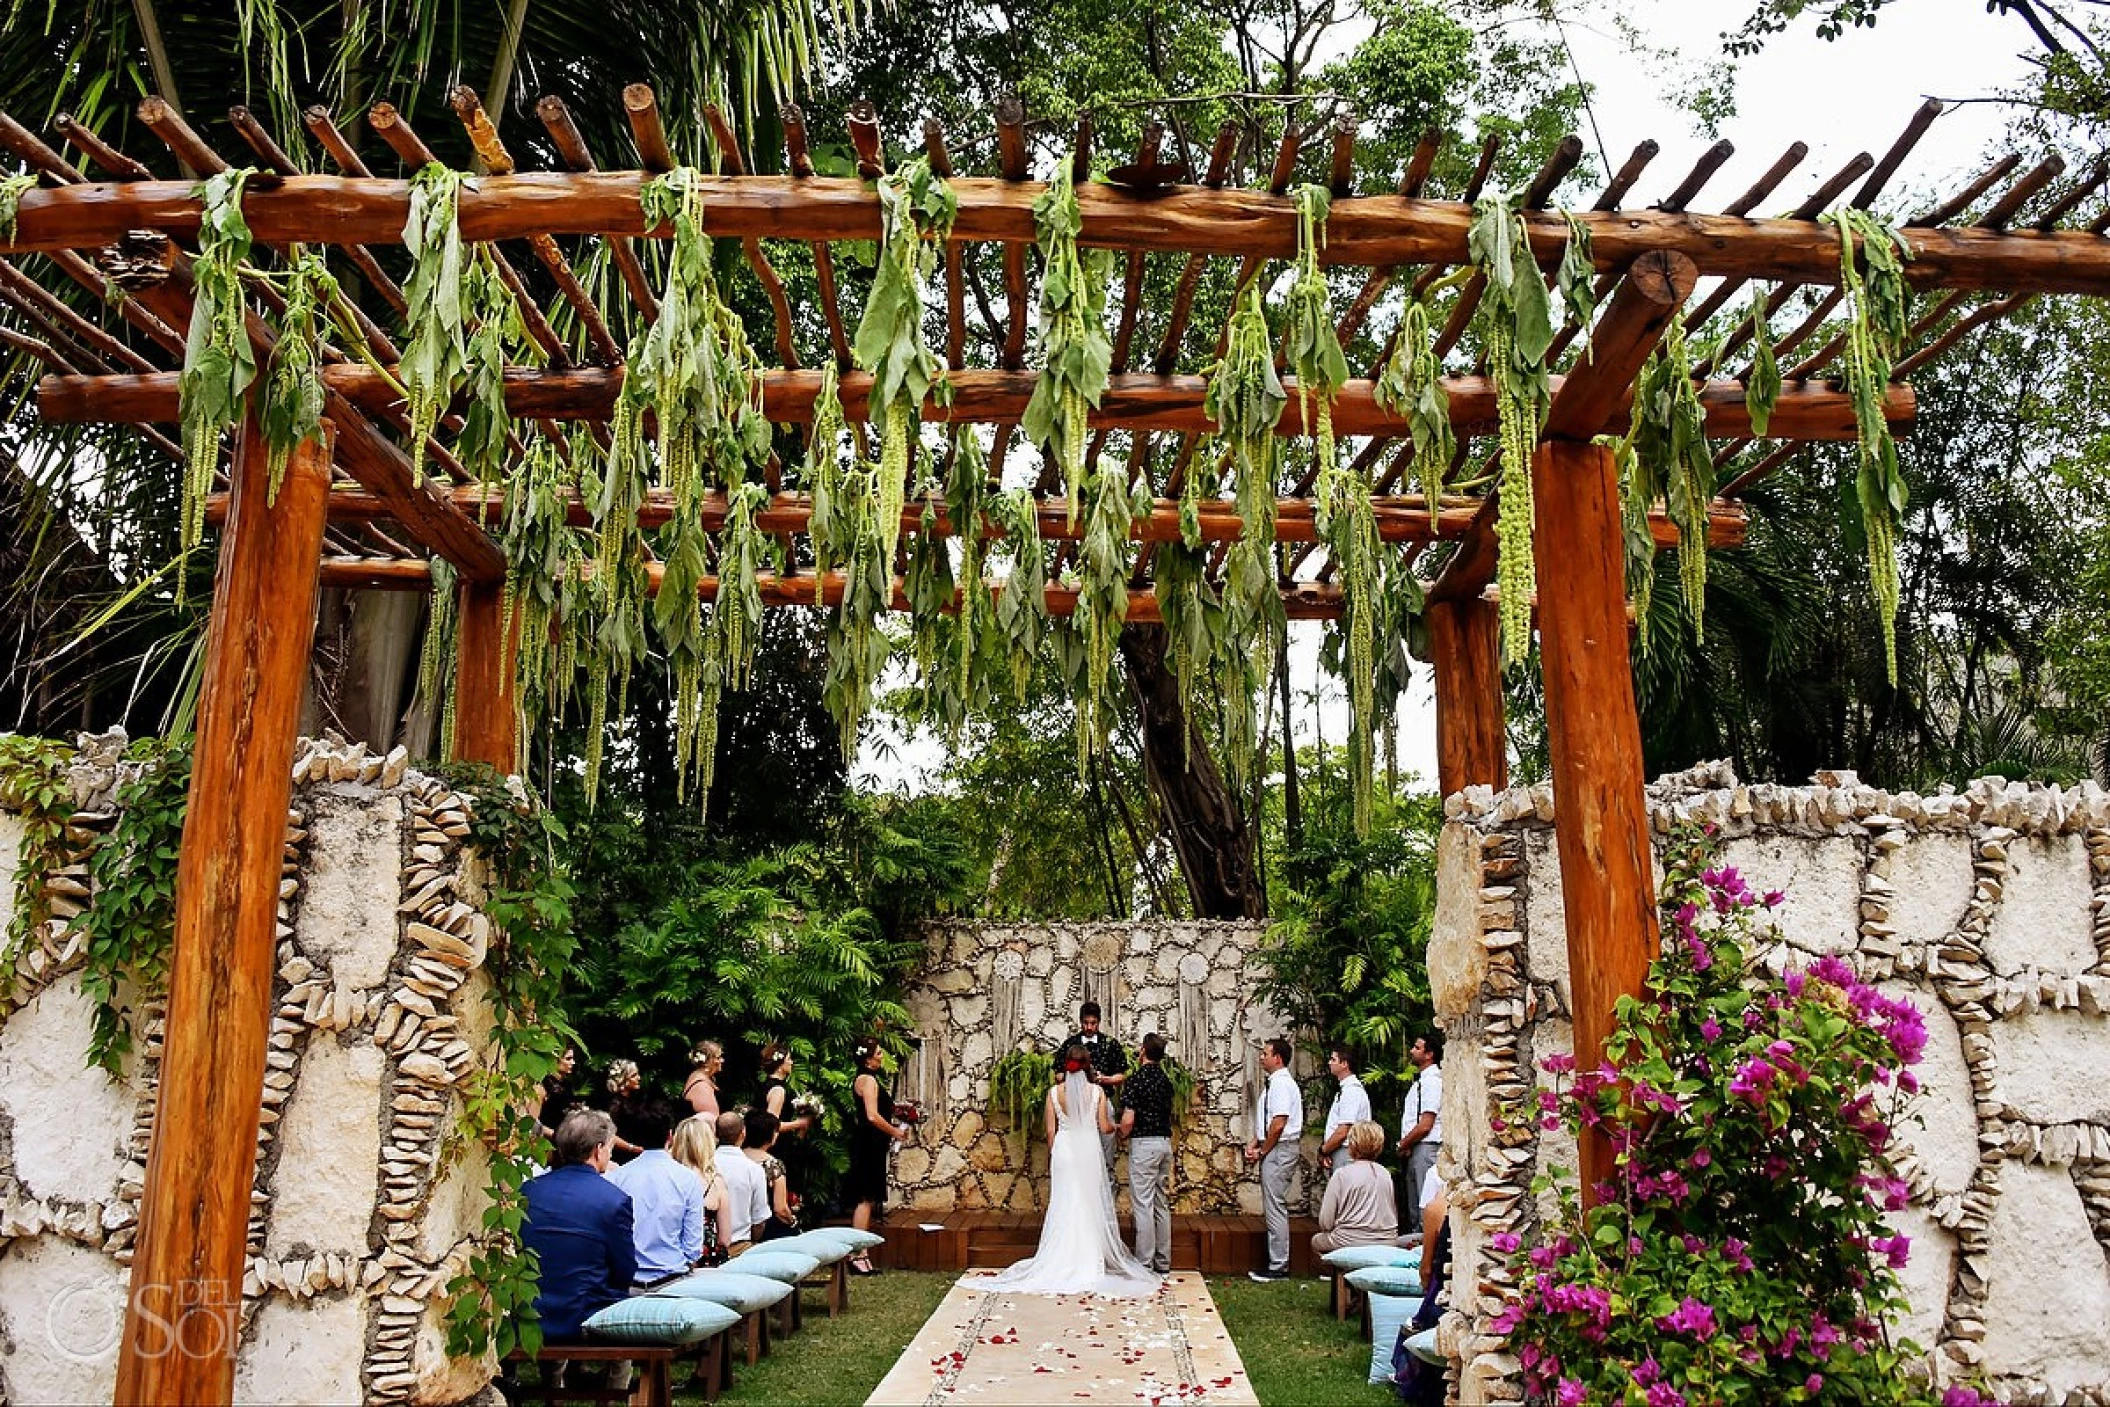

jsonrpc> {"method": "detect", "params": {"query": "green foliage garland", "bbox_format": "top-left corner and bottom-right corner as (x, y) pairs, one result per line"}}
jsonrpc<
(805, 361), (853, 597)
(456, 250), (525, 494)
(1828, 208), (1914, 686)
(1022, 163), (1115, 529)
(1468, 188), (1555, 665)
(400, 163), (468, 478)
(438, 765), (578, 1362)
(0, 735), (76, 990)
(1284, 186), (1352, 475)
(1151, 541), (1221, 771)
(1745, 286), (1781, 437)
(419, 557), (461, 758)
(945, 427), (994, 707)
(1555, 208), (1596, 333)
(989, 1048), (1056, 1140)
(179, 167), (258, 558)
(853, 157), (956, 572)
(258, 253), (333, 503)
(821, 449), (894, 758)
(989, 488), (1050, 704)
(504, 431), (591, 735)
(1072, 458), (1145, 770)
(1632, 310), (1714, 639)
(1374, 284), (1462, 507)
(905, 487), (956, 695)
(75, 738), (190, 1072)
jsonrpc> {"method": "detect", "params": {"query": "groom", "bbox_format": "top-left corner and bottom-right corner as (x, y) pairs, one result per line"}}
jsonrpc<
(1064, 1001), (1129, 1179)
(1118, 1032), (1175, 1274)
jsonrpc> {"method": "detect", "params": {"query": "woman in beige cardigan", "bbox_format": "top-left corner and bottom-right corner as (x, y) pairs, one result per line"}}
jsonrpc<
(1312, 1121), (1400, 1254)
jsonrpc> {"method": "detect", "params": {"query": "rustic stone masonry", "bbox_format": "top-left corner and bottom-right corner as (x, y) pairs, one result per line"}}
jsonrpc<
(0, 731), (505, 1407)
(1428, 763), (2110, 1407)
(893, 920), (1321, 1217)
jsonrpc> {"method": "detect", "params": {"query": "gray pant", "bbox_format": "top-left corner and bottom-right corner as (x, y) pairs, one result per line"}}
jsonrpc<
(1404, 1141), (1440, 1224)
(1101, 1128), (1119, 1182)
(1128, 1136), (1173, 1272)
(1260, 1144), (1299, 1272)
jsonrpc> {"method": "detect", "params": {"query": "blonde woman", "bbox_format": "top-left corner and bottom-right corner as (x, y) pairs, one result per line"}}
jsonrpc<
(684, 1040), (725, 1117)
(606, 1059), (647, 1163)
(1311, 1120), (1400, 1254)
(668, 1115), (736, 1265)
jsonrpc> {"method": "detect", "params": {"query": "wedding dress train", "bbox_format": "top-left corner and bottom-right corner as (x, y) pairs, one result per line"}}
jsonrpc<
(979, 1072), (1162, 1298)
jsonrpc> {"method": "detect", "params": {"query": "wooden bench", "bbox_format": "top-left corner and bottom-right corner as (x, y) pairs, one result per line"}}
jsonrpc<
(504, 1332), (735, 1406)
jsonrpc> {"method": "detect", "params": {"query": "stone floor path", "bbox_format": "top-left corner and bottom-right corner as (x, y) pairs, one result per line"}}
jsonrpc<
(866, 1271), (1260, 1406)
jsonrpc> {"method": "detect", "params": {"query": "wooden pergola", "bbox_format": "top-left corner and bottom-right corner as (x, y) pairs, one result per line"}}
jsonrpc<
(2, 84), (2103, 1404)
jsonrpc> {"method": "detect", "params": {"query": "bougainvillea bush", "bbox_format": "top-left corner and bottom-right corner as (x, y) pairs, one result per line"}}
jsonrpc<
(1492, 826), (1990, 1406)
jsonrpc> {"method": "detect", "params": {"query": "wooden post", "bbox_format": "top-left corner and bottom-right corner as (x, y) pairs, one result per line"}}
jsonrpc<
(450, 577), (519, 772)
(1532, 438), (1659, 1205)
(118, 417), (331, 1405)
(1426, 597), (1507, 797)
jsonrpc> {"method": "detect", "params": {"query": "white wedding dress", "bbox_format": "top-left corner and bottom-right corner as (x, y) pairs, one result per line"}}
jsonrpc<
(979, 1073), (1162, 1297)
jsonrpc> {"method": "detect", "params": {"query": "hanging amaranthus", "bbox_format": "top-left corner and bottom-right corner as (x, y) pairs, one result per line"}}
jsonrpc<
(1151, 540), (1222, 771)
(805, 360), (852, 599)
(1073, 459), (1147, 768)
(947, 426), (994, 705)
(1468, 188), (1555, 665)
(400, 164), (468, 478)
(989, 488), (1050, 704)
(905, 489), (957, 707)
(1283, 185), (1350, 473)
(178, 167), (257, 557)
(1745, 286), (1781, 437)
(821, 449), (894, 758)
(259, 250), (333, 503)
(1555, 208), (1597, 335)
(457, 249), (525, 499)
(1827, 208), (1913, 686)
(417, 556), (461, 759)
(1632, 311), (1713, 639)
(1023, 163), (1115, 529)
(582, 546), (650, 805)
(503, 431), (583, 735)
(1374, 278), (1465, 508)
(853, 157), (955, 571)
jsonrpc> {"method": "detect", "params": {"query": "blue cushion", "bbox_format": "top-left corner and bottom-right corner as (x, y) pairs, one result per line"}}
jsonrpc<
(1322, 1244), (1419, 1273)
(765, 1232), (852, 1265)
(1405, 1326), (1443, 1366)
(816, 1226), (885, 1252)
(1346, 1264), (1423, 1298)
(648, 1270), (791, 1315)
(726, 1249), (820, 1283)
(1368, 1293), (1417, 1383)
(582, 1295), (741, 1345)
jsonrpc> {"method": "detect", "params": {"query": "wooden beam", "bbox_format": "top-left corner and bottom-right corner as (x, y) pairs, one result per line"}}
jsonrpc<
(117, 417), (332, 1404)
(1427, 597), (1507, 797)
(243, 486), (1749, 551)
(1545, 251), (1698, 440)
(41, 367), (1911, 443)
(1532, 438), (1659, 1209)
(451, 578), (520, 772)
(12, 174), (2110, 294)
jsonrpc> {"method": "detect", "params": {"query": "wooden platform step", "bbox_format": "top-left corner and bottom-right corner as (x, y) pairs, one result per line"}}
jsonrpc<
(864, 1213), (1319, 1276)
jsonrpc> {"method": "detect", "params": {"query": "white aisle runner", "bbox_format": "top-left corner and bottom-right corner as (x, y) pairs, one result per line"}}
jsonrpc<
(867, 1271), (1261, 1406)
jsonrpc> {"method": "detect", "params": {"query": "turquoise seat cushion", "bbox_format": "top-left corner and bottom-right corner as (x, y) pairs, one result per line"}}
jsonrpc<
(1347, 1264), (1424, 1299)
(816, 1226), (885, 1252)
(648, 1270), (791, 1315)
(582, 1295), (740, 1346)
(765, 1232), (852, 1265)
(1322, 1243), (1419, 1273)
(1367, 1293), (1417, 1384)
(727, 1248), (820, 1283)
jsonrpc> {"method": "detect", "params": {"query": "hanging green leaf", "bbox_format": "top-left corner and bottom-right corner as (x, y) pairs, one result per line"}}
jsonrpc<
(1283, 185), (1351, 475)
(1021, 163), (1115, 529)
(806, 360), (852, 599)
(1151, 540), (1223, 772)
(259, 250), (332, 504)
(989, 488), (1049, 704)
(1469, 187), (1554, 665)
(1556, 208), (1597, 339)
(418, 556), (461, 760)
(400, 163), (468, 479)
(1745, 286), (1781, 438)
(946, 426), (994, 706)
(1374, 282), (1463, 508)
(503, 430), (586, 736)
(1632, 310), (1713, 639)
(0, 172), (36, 242)
(456, 249), (525, 498)
(178, 166), (258, 559)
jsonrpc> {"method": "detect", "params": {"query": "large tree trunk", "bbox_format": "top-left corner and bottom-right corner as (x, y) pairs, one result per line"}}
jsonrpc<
(1120, 625), (1265, 920)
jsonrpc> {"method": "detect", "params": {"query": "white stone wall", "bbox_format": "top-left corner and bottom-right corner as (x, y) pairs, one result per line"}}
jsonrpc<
(0, 733), (505, 1407)
(894, 920), (1323, 1216)
(1428, 763), (2110, 1406)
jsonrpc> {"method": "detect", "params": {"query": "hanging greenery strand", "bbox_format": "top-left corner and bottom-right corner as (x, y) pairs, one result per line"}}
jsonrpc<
(1374, 274), (1467, 508)
(456, 249), (526, 498)
(946, 426), (994, 706)
(1022, 163), (1115, 529)
(1745, 286), (1781, 437)
(1556, 208), (1597, 335)
(805, 360), (852, 601)
(0, 172), (36, 241)
(259, 250), (332, 504)
(989, 487), (1050, 704)
(418, 556), (462, 759)
(1632, 310), (1713, 639)
(1150, 540), (1222, 771)
(1827, 208), (1914, 686)
(1468, 188), (1555, 665)
(502, 431), (583, 737)
(853, 156), (956, 571)
(179, 167), (258, 559)
(400, 163), (468, 478)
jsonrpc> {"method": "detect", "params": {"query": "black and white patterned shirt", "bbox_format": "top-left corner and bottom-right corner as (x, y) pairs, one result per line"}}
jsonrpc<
(1124, 1061), (1175, 1138)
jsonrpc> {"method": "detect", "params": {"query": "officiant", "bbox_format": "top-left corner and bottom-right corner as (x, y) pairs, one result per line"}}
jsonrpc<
(1063, 1001), (1130, 1178)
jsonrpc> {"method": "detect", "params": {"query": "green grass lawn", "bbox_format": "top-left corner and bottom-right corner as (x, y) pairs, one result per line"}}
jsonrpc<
(1207, 1274), (1402, 1407)
(641, 1268), (1392, 1406)
(675, 1271), (957, 1406)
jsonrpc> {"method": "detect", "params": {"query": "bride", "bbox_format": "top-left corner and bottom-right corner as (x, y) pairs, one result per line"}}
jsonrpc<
(979, 1042), (1162, 1297)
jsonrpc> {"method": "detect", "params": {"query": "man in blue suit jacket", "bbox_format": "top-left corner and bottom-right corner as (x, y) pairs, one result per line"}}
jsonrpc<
(523, 1107), (638, 1341)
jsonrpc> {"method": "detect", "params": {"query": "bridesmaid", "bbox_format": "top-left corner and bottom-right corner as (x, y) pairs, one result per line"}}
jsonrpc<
(848, 1037), (913, 1275)
(684, 1039), (724, 1117)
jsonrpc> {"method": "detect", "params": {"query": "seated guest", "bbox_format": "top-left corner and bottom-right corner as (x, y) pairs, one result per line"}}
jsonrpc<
(742, 1108), (799, 1241)
(668, 1115), (734, 1266)
(607, 1099), (706, 1288)
(522, 1110), (636, 1341)
(1311, 1120), (1399, 1255)
(712, 1111), (766, 1253)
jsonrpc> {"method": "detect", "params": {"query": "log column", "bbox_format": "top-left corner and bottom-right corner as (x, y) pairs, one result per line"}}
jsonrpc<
(1426, 597), (1506, 796)
(450, 577), (520, 772)
(118, 417), (332, 1405)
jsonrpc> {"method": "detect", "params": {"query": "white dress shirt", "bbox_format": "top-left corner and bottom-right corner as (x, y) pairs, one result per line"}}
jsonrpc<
(1324, 1073), (1372, 1163)
(1255, 1066), (1304, 1150)
(1403, 1064), (1444, 1145)
(714, 1145), (768, 1241)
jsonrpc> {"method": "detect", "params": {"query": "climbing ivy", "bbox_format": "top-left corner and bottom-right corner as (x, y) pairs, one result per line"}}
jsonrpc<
(0, 734), (77, 992)
(75, 738), (190, 1073)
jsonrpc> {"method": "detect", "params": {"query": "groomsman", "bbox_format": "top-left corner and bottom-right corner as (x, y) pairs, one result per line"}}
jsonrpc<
(1397, 1032), (1444, 1222)
(1118, 1032), (1176, 1274)
(1064, 1001), (1129, 1178)
(1319, 1045), (1372, 1171)
(1244, 1036), (1303, 1281)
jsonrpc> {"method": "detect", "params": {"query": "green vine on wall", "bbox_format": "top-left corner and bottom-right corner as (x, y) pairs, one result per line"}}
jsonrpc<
(0, 735), (78, 990)
(437, 764), (578, 1362)
(988, 1048), (1055, 1139)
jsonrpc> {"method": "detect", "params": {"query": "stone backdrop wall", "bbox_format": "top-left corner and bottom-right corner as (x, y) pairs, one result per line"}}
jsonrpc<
(1428, 762), (2110, 1406)
(893, 920), (1323, 1216)
(0, 733), (505, 1407)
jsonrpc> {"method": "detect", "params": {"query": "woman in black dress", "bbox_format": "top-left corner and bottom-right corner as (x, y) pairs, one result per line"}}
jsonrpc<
(848, 1037), (913, 1275)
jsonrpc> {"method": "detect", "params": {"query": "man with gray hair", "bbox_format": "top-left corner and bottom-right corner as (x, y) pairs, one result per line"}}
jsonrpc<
(522, 1109), (636, 1341)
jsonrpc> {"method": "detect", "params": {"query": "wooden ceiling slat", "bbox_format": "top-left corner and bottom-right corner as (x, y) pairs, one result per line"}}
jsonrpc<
(539, 95), (658, 325)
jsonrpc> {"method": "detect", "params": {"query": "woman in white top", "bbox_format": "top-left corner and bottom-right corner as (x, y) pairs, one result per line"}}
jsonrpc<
(979, 1042), (1160, 1298)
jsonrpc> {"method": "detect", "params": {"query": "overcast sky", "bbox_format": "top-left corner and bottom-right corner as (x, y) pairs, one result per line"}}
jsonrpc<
(859, 2), (2045, 794)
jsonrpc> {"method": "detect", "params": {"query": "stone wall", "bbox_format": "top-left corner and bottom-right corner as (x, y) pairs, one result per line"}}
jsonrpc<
(0, 732), (505, 1407)
(893, 920), (1322, 1216)
(1427, 762), (2110, 1406)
